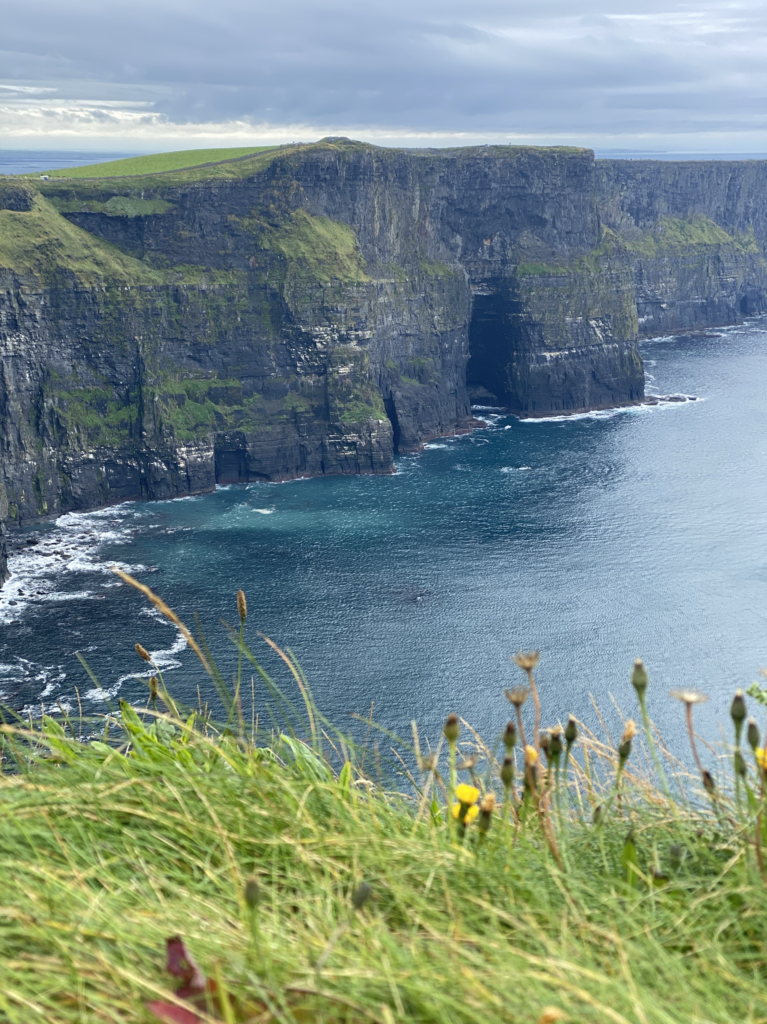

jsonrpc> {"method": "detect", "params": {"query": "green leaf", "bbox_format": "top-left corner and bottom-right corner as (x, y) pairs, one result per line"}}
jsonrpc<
(338, 760), (351, 799)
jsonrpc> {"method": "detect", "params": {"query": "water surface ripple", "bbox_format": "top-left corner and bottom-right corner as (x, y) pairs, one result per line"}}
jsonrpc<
(2, 323), (767, 751)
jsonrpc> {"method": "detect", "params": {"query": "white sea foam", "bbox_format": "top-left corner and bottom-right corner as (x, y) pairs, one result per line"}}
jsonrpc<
(500, 466), (532, 473)
(253, 508), (276, 514)
(0, 504), (145, 625)
(423, 443), (449, 450)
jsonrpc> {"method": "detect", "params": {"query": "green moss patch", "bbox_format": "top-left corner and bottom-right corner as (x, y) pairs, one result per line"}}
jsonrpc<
(0, 194), (162, 284)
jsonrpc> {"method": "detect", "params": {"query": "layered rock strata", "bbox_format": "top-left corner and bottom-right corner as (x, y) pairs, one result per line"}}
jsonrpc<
(1, 142), (767, 584)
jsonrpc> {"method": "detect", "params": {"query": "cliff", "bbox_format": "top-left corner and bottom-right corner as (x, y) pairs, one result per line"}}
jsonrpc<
(1, 141), (767, 583)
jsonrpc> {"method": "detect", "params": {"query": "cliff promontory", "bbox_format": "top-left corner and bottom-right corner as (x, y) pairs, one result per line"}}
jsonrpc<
(1, 141), (766, 582)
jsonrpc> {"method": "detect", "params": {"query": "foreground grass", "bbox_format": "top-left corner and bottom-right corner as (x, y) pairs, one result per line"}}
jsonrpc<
(1, 582), (766, 1024)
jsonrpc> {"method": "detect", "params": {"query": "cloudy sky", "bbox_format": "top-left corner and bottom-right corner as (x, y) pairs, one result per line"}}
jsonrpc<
(2, 0), (767, 153)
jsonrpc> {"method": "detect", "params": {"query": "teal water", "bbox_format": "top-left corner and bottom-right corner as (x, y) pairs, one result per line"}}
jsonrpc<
(2, 322), (767, 752)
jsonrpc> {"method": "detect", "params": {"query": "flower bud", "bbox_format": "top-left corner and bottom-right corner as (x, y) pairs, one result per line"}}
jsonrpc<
(618, 738), (632, 765)
(592, 803), (604, 825)
(443, 713), (460, 744)
(478, 792), (495, 834)
(548, 730), (562, 763)
(734, 749), (747, 777)
(500, 756), (514, 790)
(351, 882), (372, 910)
(244, 877), (260, 910)
(702, 769), (715, 793)
(539, 732), (550, 762)
(631, 658), (648, 698)
(503, 721), (517, 752)
(748, 717), (760, 752)
(565, 716), (577, 747)
(237, 589), (247, 622)
(730, 690), (747, 725)
(135, 643), (152, 662)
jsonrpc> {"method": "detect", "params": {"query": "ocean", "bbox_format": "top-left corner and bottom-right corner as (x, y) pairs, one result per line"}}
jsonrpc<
(1, 322), (767, 756)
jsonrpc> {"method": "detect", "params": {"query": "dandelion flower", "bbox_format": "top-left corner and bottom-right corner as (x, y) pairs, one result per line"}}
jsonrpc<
(455, 783), (480, 805)
(756, 748), (767, 771)
(452, 802), (479, 823)
(525, 745), (538, 766)
(669, 690), (709, 706)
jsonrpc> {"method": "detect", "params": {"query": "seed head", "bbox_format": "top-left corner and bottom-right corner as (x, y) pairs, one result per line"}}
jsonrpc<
(420, 753), (437, 773)
(236, 589), (247, 622)
(149, 675), (159, 702)
(457, 755), (478, 772)
(500, 756), (515, 789)
(351, 882), (372, 910)
(244, 877), (260, 910)
(631, 658), (648, 698)
(747, 717), (760, 752)
(513, 650), (540, 672)
(504, 687), (529, 708)
(443, 713), (460, 744)
(135, 643), (152, 662)
(503, 721), (517, 751)
(621, 720), (637, 744)
(565, 716), (578, 746)
(730, 690), (747, 724)
(669, 690), (709, 706)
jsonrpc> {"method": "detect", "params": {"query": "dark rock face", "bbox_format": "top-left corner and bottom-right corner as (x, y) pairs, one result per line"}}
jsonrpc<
(1, 141), (767, 571)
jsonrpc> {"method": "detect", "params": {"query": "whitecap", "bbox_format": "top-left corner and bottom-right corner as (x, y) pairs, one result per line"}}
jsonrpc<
(500, 466), (532, 473)
(253, 508), (276, 514)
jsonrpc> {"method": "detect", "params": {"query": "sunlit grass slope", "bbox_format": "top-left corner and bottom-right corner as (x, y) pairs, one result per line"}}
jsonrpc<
(37, 146), (280, 179)
(1, 574), (767, 1024)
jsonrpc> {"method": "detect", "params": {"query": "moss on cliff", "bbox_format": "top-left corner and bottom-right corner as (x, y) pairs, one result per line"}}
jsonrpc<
(0, 194), (162, 284)
(624, 215), (758, 256)
(49, 196), (174, 217)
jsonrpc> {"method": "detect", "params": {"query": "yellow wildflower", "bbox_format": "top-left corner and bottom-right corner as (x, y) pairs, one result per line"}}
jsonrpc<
(452, 802), (479, 823)
(525, 744), (538, 766)
(756, 747), (767, 771)
(455, 783), (480, 805)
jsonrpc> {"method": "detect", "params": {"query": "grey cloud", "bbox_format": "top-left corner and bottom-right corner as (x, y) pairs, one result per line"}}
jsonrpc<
(3, 0), (767, 145)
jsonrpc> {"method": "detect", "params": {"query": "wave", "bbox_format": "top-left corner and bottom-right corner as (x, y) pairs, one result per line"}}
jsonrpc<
(0, 504), (146, 626)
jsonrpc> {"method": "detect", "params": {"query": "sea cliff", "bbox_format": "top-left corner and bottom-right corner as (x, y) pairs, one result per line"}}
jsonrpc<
(1, 141), (766, 583)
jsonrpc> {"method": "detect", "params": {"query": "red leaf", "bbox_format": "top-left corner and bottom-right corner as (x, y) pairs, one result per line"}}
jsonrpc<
(146, 1000), (199, 1024)
(166, 936), (206, 993)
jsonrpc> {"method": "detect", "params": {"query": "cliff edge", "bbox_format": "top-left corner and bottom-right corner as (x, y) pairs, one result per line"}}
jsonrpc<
(1, 141), (766, 583)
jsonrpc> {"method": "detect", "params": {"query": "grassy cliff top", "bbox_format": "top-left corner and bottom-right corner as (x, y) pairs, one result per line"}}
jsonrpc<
(30, 146), (281, 180)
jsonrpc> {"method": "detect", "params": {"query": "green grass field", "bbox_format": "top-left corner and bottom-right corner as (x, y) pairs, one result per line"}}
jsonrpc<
(1, 573), (766, 1024)
(37, 147), (280, 179)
